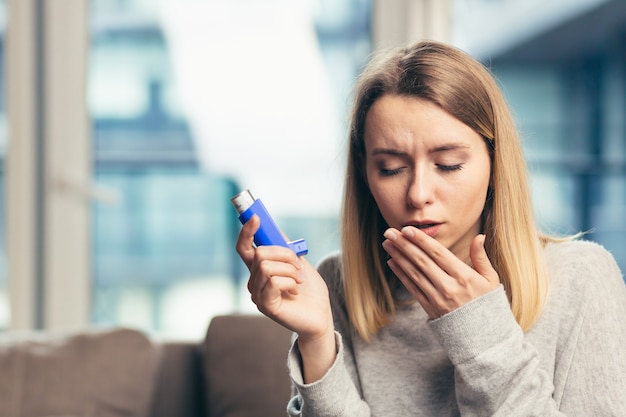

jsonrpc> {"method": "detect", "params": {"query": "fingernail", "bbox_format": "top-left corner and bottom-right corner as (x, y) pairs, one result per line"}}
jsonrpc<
(383, 229), (398, 241)
(382, 239), (395, 254)
(402, 226), (415, 237)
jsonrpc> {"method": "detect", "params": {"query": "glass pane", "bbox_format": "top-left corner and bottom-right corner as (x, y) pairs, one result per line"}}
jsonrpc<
(92, 170), (241, 336)
(530, 173), (578, 236)
(89, 0), (371, 338)
(591, 175), (626, 270)
(455, 0), (626, 275)
(0, 0), (8, 330)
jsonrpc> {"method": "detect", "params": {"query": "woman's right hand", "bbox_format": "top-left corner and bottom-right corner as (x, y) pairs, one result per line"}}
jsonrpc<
(236, 214), (337, 382)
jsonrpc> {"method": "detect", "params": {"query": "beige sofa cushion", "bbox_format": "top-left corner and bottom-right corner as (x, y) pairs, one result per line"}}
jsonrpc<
(203, 314), (292, 417)
(0, 327), (161, 417)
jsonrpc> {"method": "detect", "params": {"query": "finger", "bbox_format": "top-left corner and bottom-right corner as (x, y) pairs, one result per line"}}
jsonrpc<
(397, 227), (479, 290)
(383, 228), (448, 292)
(248, 253), (302, 295)
(399, 227), (453, 273)
(386, 228), (489, 309)
(235, 214), (261, 268)
(383, 238), (440, 300)
(388, 258), (439, 318)
(469, 234), (500, 284)
(251, 276), (300, 304)
(252, 275), (301, 315)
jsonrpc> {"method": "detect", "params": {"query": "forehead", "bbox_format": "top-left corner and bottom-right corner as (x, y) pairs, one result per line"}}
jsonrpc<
(363, 95), (483, 152)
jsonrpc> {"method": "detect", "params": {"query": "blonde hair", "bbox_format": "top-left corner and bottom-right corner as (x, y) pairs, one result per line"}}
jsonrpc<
(341, 40), (554, 341)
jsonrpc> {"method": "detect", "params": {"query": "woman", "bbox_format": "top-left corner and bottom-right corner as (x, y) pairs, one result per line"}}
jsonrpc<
(236, 40), (626, 416)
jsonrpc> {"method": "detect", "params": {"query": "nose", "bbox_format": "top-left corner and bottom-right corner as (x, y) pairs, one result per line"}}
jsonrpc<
(407, 167), (434, 209)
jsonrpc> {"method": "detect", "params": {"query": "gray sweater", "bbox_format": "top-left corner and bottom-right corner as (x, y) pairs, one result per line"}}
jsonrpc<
(287, 240), (626, 416)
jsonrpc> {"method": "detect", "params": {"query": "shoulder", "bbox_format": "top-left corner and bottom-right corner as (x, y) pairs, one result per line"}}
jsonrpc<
(316, 251), (344, 297)
(543, 239), (621, 275)
(316, 252), (352, 322)
(543, 239), (624, 296)
(316, 251), (342, 277)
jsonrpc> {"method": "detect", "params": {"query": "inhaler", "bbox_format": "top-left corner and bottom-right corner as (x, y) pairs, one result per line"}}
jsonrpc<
(231, 189), (308, 256)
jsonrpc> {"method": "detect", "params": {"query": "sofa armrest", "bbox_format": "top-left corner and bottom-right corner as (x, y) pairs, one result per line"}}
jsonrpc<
(203, 314), (292, 417)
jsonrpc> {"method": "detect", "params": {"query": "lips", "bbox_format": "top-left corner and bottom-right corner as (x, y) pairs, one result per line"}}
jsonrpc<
(404, 222), (442, 237)
(413, 223), (437, 229)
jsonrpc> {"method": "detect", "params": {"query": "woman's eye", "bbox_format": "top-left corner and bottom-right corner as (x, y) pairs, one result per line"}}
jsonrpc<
(437, 164), (463, 172)
(379, 167), (405, 177)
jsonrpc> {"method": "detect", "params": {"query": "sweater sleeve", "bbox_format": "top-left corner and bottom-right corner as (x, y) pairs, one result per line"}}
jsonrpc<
(286, 253), (372, 417)
(429, 241), (626, 417)
(430, 286), (565, 416)
(286, 332), (371, 416)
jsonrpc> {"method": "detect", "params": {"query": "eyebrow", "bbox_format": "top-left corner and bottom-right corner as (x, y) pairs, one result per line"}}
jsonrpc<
(370, 142), (471, 156)
(430, 143), (471, 154)
(371, 148), (406, 156)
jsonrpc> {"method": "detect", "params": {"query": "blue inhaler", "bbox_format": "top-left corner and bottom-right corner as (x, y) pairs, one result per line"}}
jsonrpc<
(231, 189), (308, 256)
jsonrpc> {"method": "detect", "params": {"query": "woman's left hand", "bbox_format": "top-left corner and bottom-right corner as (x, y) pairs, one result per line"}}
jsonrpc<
(382, 227), (501, 319)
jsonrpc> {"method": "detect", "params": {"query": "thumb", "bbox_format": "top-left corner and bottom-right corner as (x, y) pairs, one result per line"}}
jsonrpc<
(235, 214), (261, 269)
(470, 234), (499, 284)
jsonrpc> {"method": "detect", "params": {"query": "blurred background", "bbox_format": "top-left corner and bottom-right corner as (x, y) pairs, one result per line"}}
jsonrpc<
(0, 0), (624, 339)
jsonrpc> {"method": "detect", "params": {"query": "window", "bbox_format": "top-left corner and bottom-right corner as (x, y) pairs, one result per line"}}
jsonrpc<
(452, 0), (626, 274)
(89, 0), (372, 338)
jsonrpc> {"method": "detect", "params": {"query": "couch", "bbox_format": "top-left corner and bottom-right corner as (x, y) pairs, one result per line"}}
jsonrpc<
(0, 314), (294, 417)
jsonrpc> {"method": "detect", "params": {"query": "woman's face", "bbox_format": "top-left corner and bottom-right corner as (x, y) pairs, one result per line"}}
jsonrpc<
(364, 94), (491, 262)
